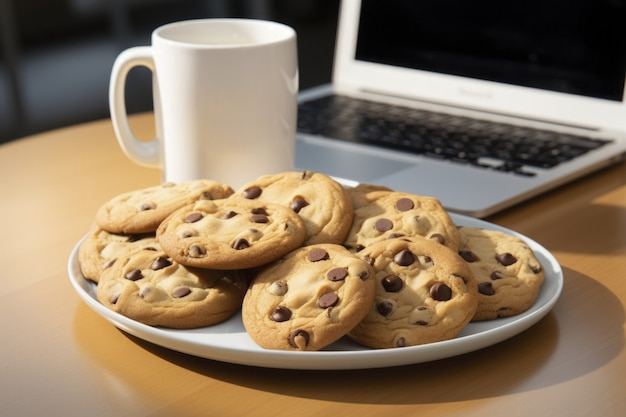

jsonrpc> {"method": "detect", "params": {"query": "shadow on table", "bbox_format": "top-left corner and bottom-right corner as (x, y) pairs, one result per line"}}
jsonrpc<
(74, 266), (623, 405)
(487, 163), (626, 256)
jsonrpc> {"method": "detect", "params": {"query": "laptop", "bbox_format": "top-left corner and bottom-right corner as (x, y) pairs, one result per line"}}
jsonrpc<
(294, 0), (626, 217)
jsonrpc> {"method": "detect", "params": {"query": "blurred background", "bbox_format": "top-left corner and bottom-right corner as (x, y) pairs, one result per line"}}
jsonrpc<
(0, 0), (340, 144)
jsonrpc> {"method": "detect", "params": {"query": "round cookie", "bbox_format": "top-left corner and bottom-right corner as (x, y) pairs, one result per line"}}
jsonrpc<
(156, 197), (307, 270)
(242, 244), (376, 351)
(95, 179), (234, 234)
(78, 225), (158, 283)
(348, 236), (478, 349)
(457, 227), (544, 321)
(96, 247), (249, 329)
(344, 191), (461, 253)
(235, 170), (353, 245)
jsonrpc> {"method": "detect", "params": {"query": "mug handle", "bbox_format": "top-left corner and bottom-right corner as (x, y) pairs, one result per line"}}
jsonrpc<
(109, 46), (160, 168)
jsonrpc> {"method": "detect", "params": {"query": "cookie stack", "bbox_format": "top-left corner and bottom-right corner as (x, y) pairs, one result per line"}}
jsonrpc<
(79, 171), (544, 350)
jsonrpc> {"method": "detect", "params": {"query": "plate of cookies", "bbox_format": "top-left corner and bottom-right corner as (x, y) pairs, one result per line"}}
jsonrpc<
(68, 171), (563, 370)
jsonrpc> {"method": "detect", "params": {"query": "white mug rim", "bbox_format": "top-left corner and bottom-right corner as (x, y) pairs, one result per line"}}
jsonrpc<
(152, 18), (296, 49)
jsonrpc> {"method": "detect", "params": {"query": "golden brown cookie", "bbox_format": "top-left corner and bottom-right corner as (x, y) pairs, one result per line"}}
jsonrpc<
(348, 236), (477, 349)
(344, 191), (461, 253)
(78, 225), (158, 283)
(95, 180), (234, 234)
(235, 170), (353, 245)
(96, 247), (249, 329)
(457, 227), (544, 321)
(156, 197), (307, 270)
(242, 244), (376, 351)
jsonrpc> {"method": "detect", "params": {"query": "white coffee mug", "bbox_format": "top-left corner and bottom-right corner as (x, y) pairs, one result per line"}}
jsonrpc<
(109, 19), (298, 188)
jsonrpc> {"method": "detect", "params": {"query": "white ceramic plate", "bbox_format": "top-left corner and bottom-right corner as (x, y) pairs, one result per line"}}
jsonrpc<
(68, 213), (563, 370)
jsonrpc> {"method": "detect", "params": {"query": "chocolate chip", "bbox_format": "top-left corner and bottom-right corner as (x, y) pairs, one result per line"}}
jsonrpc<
(395, 198), (414, 211)
(394, 249), (415, 266)
(151, 256), (172, 270)
(490, 271), (503, 280)
(290, 197), (309, 213)
(496, 253), (517, 266)
(429, 233), (445, 244)
(124, 269), (143, 281)
(184, 212), (203, 223)
(377, 301), (394, 317)
(396, 337), (407, 347)
(251, 207), (268, 215)
(232, 238), (250, 250)
(478, 282), (495, 295)
(222, 210), (238, 219)
(531, 263), (543, 274)
(137, 202), (156, 211)
(459, 250), (479, 262)
(188, 244), (206, 258)
(327, 267), (348, 281)
(110, 294), (120, 305)
(199, 191), (213, 200)
(430, 282), (452, 301)
(375, 218), (393, 232)
(387, 233), (405, 239)
(288, 329), (310, 349)
(171, 287), (190, 298)
(317, 292), (339, 308)
(359, 270), (370, 280)
(250, 213), (269, 223)
(382, 274), (404, 292)
(243, 186), (262, 199)
(270, 306), (292, 322)
(307, 248), (329, 262)
(103, 259), (116, 269)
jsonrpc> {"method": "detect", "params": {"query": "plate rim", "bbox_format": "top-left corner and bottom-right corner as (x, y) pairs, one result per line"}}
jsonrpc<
(68, 213), (563, 370)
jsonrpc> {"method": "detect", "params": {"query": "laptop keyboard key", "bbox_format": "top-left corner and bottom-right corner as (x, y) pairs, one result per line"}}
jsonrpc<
(297, 95), (613, 176)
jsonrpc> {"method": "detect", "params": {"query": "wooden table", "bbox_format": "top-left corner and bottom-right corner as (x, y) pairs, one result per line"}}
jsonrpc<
(1, 113), (625, 417)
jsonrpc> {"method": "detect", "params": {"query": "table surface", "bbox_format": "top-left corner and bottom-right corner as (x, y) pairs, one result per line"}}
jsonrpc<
(1, 113), (625, 417)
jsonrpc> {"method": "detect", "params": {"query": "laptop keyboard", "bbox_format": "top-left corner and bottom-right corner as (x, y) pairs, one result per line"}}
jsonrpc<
(297, 95), (613, 177)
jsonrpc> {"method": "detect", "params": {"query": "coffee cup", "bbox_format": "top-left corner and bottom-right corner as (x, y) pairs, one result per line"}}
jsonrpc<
(109, 18), (298, 188)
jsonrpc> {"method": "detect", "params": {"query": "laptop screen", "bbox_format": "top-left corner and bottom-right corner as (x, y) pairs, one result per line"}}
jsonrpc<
(355, 0), (626, 102)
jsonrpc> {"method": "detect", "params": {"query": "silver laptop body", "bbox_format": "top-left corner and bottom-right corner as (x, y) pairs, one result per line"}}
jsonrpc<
(295, 0), (626, 217)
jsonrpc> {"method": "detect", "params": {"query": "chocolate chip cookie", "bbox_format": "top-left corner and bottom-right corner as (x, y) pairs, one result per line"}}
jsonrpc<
(235, 170), (354, 245)
(96, 247), (249, 328)
(242, 244), (376, 351)
(156, 197), (307, 270)
(78, 225), (158, 283)
(95, 180), (234, 234)
(344, 191), (461, 253)
(348, 236), (478, 349)
(457, 227), (544, 321)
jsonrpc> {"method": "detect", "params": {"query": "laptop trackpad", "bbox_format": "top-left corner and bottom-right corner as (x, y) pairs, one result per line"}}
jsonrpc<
(295, 138), (413, 182)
